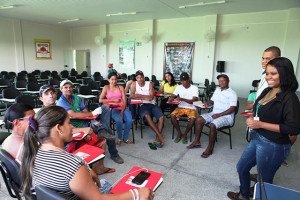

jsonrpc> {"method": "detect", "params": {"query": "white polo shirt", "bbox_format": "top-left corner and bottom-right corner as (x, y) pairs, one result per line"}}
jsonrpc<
(211, 87), (237, 118)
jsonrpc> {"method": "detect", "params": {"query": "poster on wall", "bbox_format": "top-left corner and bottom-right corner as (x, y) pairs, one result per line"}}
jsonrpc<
(163, 42), (195, 80)
(119, 39), (135, 69)
(35, 39), (52, 59)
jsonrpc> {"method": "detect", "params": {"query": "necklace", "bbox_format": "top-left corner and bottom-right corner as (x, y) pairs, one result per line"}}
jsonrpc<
(42, 144), (65, 152)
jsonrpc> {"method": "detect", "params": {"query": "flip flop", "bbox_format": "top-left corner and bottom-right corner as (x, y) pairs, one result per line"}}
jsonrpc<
(187, 144), (202, 149)
(182, 139), (188, 144)
(100, 168), (116, 175)
(148, 142), (157, 150)
(201, 152), (211, 158)
(174, 137), (182, 143)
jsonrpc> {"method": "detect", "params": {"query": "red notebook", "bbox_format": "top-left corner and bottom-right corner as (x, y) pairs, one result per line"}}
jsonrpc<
(130, 100), (143, 104)
(240, 112), (253, 117)
(73, 144), (105, 164)
(167, 100), (179, 104)
(110, 166), (163, 194)
(154, 93), (163, 97)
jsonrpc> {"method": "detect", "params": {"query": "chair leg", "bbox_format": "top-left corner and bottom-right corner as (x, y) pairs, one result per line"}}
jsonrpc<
(131, 122), (135, 144)
(140, 118), (143, 139)
(229, 129), (232, 149)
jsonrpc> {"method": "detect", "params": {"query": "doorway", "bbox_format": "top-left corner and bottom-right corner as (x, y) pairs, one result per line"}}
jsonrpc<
(75, 50), (91, 76)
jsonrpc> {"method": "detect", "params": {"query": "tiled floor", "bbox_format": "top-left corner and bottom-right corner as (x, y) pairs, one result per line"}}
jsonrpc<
(0, 98), (299, 199)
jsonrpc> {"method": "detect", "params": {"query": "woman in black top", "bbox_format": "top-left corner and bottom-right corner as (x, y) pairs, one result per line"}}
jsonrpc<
(227, 57), (300, 200)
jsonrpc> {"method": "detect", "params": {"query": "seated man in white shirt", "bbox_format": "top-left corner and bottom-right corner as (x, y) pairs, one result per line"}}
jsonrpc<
(169, 72), (198, 144)
(188, 74), (237, 158)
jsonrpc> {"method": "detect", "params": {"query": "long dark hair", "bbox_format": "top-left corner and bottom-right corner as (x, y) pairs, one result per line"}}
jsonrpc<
(267, 57), (298, 92)
(21, 106), (68, 196)
(4, 103), (33, 130)
(108, 72), (117, 79)
(164, 72), (176, 87)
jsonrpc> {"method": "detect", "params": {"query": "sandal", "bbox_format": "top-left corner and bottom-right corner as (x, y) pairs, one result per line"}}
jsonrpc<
(116, 139), (122, 146)
(100, 168), (116, 175)
(174, 137), (182, 143)
(201, 152), (212, 158)
(123, 140), (134, 145)
(148, 142), (157, 150)
(153, 141), (163, 148)
(182, 139), (188, 144)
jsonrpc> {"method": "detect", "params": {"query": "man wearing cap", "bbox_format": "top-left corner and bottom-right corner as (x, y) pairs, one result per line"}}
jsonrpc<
(169, 72), (198, 144)
(188, 74), (237, 158)
(130, 70), (165, 147)
(56, 80), (124, 164)
(39, 85), (57, 107)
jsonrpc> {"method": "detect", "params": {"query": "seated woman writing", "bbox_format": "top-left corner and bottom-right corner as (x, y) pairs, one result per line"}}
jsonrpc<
(21, 106), (153, 199)
(157, 72), (178, 114)
(100, 72), (133, 146)
(227, 57), (300, 200)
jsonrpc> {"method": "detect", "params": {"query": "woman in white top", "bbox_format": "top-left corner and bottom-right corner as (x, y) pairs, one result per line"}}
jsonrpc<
(21, 106), (154, 200)
(2, 103), (35, 164)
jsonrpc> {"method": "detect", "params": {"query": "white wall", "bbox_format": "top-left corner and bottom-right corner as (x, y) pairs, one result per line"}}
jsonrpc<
(0, 17), (70, 73)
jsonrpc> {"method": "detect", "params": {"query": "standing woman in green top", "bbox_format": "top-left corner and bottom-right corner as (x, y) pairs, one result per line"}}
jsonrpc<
(158, 72), (178, 113)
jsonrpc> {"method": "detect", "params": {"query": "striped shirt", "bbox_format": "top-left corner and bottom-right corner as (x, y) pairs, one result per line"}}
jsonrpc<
(211, 87), (237, 119)
(33, 149), (90, 200)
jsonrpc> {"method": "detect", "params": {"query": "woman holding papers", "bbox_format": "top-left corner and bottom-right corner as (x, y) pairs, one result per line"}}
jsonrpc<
(157, 72), (178, 113)
(227, 57), (300, 200)
(100, 72), (133, 146)
(21, 106), (154, 200)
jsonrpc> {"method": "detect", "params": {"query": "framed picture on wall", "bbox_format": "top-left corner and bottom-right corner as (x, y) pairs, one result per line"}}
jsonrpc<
(163, 42), (195, 81)
(119, 39), (135, 69)
(35, 39), (52, 59)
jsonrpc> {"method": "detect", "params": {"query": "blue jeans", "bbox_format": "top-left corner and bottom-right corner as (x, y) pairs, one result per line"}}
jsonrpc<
(236, 130), (291, 198)
(99, 179), (112, 194)
(140, 104), (163, 120)
(112, 109), (132, 141)
(82, 105), (119, 158)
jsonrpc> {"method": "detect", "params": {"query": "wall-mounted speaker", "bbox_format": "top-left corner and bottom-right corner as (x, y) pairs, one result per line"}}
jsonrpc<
(216, 61), (225, 73)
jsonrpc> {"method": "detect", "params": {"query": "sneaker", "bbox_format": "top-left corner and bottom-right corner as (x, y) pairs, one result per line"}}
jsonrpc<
(97, 129), (116, 140)
(250, 173), (257, 182)
(227, 191), (249, 200)
(111, 155), (124, 164)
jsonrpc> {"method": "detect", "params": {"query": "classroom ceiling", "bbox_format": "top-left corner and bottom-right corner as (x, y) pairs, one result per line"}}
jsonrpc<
(0, 0), (299, 27)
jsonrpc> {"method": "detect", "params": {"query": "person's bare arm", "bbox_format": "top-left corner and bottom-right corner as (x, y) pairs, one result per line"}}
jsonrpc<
(120, 86), (127, 113)
(70, 165), (153, 200)
(177, 96), (198, 104)
(124, 80), (132, 94)
(246, 101), (254, 110)
(68, 109), (92, 119)
(72, 127), (93, 135)
(212, 106), (236, 119)
(246, 117), (280, 132)
(157, 84), (164, 94)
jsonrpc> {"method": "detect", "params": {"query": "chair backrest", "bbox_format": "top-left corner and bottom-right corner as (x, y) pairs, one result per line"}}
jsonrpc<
(20, 70), (28, 75)
(76, 74), (82, 79)
(60, 70), (69, 78)
(44, 70), (51, 76)
(15, 95), (35, 108)
(231, 101), (240, 127)
(70, 70), (77, 76)
(56, 90), (62, 99)
(51, 71), (58, 77)
(2, 88), (20, 99)
(33, 70), (41, 75)
(27, 82), (40, 91)
(121, 73), (127, 80)
(0, 149), (22, 199)
(79, 85), (92, 95)
(145, 76), (150, 81)
(15, 80), (27, 88)
(1, 71), (8, 76)
(210, 81), (216, 92)
(0, 79), (11, 87)
(83, 78), (93, 85)
(100, 80), (109, 87)
(36, 185), (66, 200)
(28, 76), (38, 83)
(94, 75), (103, 82)
(204, 79), (209, 86)
(16, 76), (26, 81)
(88, 81), (100, 90)
(8, 72), (16, 78)
(40, 72), (49, 79)
(49, 78), (60, 87)
(151, 75), (157, 82)
(67, 76), (76, 83)
(81, 71), (88, 77)
(93, 72), (101, 77)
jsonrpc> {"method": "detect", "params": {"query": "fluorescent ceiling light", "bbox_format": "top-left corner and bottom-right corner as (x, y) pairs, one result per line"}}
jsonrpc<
(0, 5), (15, 9)
(106, 12), (136, 17)
(179, 0), (226, 8)
(58, 18), (80, 24)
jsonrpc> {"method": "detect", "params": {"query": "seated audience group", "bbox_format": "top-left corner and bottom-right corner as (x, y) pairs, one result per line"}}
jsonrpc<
(1, 47), (300, 199)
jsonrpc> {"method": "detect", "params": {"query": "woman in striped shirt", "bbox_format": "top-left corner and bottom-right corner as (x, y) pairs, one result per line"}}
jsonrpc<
(21, 106), (153, 200)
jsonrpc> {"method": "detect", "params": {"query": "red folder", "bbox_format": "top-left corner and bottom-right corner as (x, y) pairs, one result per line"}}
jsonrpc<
(240, 112), (253, 117)
(73, 144), (105, 164)
(110, 166), (163, 194)
(154, 93), (163, 97)
(103, 102), (122, 108)
(70, 115), (99, 120)
(167, 100), (179, 104)
(130, 100), (143, 104)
